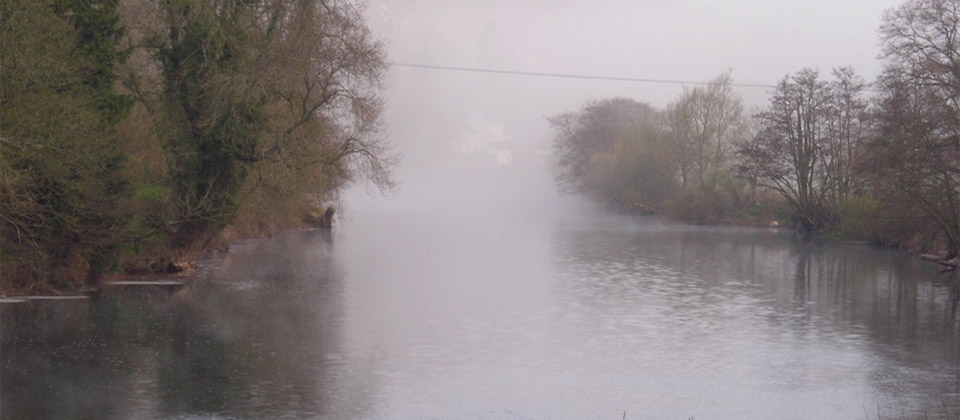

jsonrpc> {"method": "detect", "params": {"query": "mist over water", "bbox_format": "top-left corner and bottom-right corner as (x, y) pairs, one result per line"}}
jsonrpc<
(334, 169), (959, 419)
(5, 159), (957, 419)
(4, 1), (959, 418)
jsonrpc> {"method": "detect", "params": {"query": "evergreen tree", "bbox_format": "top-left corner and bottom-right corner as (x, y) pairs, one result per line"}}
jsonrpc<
(1, 0), (131, 291)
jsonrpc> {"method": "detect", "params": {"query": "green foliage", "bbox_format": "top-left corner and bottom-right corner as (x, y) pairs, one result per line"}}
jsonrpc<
(53, 0), (133, 125)
(1, 0), (130, 291)
(141, 0), (390, 245)
(1, 0), (391, 293)
(580, 123), (677, 210)
(665, 167), (752, 223)
(153, 0), (262, 231)
(550, 98), (659, 194)
(551, 74), (755, 221)
(836, 196), (882, 240)
(131, 185), (172, 204)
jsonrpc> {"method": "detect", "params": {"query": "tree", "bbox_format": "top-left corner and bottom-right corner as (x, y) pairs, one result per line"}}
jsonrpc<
(235, 0), (394, 233)
(148, 0), (270, 243)
(870, 0), (960, 258)
(550, 98), (657, 194)
(821, 67), (870, 206)
(580, 122), (677, 210)
(737, 68), (869, 232)
(122, 0), (393, 244)
(53, 0), (134, 125)
(1, 0), (130, 291)
(1, 0), (395, 292)
(549, 98), (675, 209)
(666, 70), (744, 190)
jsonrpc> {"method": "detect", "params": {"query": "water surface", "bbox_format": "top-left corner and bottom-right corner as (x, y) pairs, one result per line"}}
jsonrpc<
(3, 174), (958, 419)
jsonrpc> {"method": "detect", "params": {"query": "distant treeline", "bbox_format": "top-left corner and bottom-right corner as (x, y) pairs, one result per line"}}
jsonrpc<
(551, 0), (958, 259)
(1, 0), (394, 293)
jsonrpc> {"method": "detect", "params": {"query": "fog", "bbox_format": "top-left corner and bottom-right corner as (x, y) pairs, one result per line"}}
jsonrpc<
(6, 3), (958, 418)
(356, 0), (901, 196)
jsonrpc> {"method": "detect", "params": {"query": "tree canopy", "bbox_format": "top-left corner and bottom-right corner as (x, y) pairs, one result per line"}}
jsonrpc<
(1, 0), (394, 293)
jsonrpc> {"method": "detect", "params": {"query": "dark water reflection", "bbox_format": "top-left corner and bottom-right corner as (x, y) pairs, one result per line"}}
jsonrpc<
(2, 204), (959, 419)
(2, 232), (366, 419)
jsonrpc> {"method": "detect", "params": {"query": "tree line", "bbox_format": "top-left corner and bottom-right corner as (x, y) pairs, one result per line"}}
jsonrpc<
(1, 0), (394, 293)
(552, 0), (959, 260)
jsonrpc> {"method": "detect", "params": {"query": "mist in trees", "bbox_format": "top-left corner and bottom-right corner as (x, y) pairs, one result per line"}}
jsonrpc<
(1, 0), (394, 292)
(551, 0), (958, 258)
(550, 73), (751, 221)
(667, 71), (744, 192)
(550, 98), (660, 196)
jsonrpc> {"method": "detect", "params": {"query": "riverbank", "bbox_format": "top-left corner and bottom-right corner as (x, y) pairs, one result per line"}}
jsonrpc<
(0, 205), (340, 297)
(616, 203), (959, 272)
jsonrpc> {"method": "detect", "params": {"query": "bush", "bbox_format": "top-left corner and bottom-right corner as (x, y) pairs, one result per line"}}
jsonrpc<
(836, 196), (883, 240)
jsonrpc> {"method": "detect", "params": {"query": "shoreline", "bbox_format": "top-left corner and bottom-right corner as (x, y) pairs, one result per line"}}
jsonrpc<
(617, 207), (959, 271)
(1, 226), (334, 297)
(3, 213), (955, 297)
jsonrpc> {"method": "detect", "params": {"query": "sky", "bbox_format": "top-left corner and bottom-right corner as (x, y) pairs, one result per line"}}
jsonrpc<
(361, 0), (904, 184)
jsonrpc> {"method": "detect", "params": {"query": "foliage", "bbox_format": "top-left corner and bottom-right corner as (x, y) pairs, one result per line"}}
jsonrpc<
(119, 0), (394, 248)
(835, 196), (883, 240)
(1, 0), (130, 291)
(579, 122), (677, 209)
(1, 0), (394, 293)
(667, 167), (750, 223)
(149, 0), (267, 239)
(550, 74), (754, 221)
(53, 0), (134, 125)
(550, 98), (658, 194)
(549, 5), (955, 259)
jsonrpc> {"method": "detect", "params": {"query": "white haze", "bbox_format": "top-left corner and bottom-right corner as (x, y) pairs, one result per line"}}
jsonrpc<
(347, 0), (902, 216)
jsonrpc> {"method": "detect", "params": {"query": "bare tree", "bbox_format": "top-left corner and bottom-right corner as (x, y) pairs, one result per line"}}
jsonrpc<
(872, 0), (960, 257)
(665, 90), (708, 190)
(250, 0), (395, 188)
(821, 67), (870, 206)
(737, 68), (869, 231)
(666, 70), (744, 190)
(705, 71), (745, 171)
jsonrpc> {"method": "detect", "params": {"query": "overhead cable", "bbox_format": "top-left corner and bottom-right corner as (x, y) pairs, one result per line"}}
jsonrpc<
(387, 62), (777, 89)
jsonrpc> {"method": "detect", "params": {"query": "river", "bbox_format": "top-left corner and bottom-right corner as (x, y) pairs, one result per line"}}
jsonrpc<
(2, 171), (958, 419)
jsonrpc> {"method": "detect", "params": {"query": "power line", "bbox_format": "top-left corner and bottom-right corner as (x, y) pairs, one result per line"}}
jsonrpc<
(386, 62), (777, 89)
